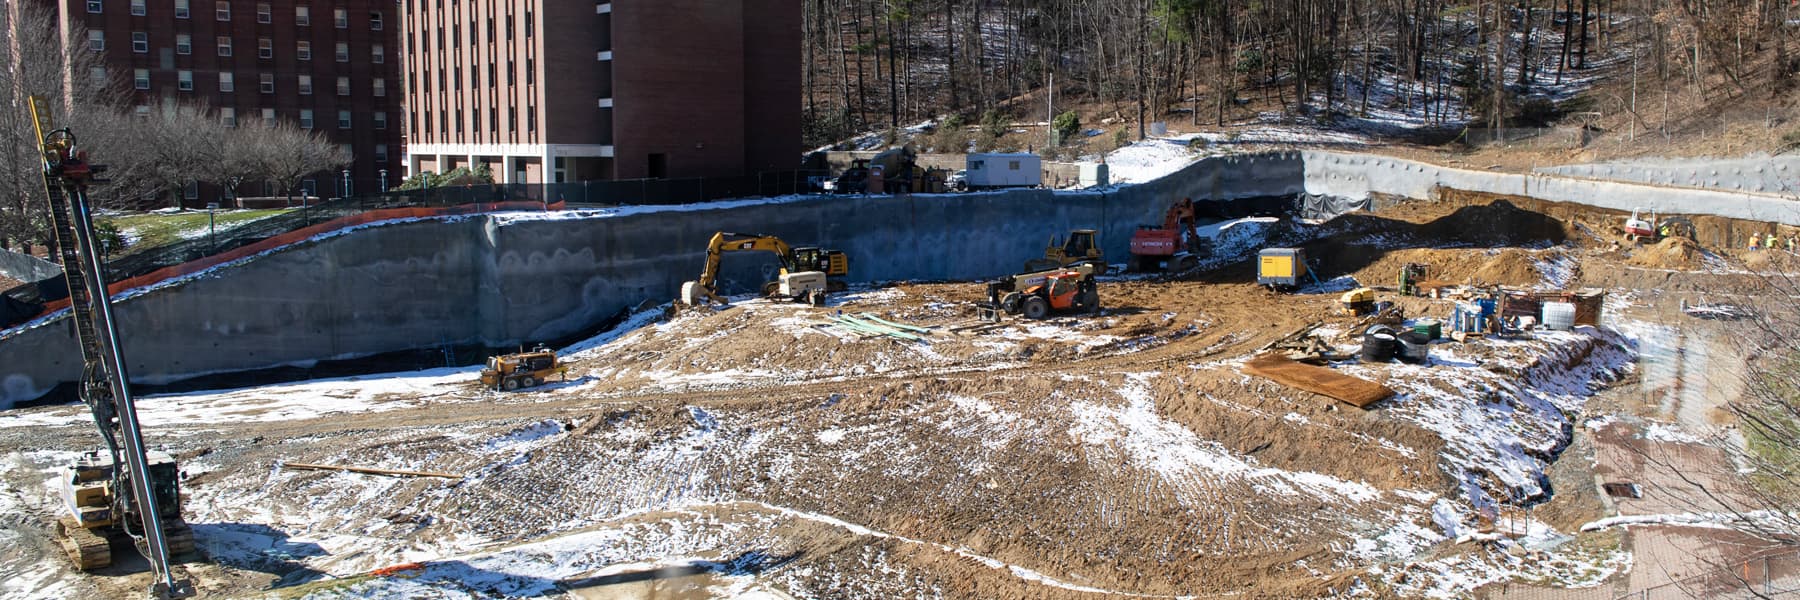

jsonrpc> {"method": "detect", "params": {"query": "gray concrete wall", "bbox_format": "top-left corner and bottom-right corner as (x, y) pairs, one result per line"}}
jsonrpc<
(1535, 155), (1800, 196)
(1302, 151), (1800, 225)
(0, 249), (58, 283)
(0, 153), (1304, 406)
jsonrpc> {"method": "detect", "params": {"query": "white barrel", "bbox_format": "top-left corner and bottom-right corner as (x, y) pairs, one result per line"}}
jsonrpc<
(1542, 301), (1576, 331)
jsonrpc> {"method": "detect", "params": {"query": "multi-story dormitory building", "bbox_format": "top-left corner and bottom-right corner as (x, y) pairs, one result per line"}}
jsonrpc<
(398, 0), (801, 185)
(42, 0), (401, 205)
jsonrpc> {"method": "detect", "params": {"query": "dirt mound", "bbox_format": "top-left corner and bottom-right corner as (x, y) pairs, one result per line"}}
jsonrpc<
(1347, 247), (1568, 289)
(1626, 236), (1703, 270)
(1739, 248), (1800, 272)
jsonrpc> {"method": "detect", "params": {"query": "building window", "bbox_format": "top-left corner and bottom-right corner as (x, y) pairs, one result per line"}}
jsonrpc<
(135, 105), (151, 118)
(184, 181), (199, 200)
(259, 73), (274, 94)
(451, 67), (459, 89)
(506, 61), (513, 85)
(371, 44), (384, 64)
(261, 108), (275, 126)
(374, 144), (388, 162)
(218, 72), (234, 92)
(217, 36), (232, 56)
(525, 10), (533, 37)
(526, 58), (534, 85)
(301, 179), (316, 197)
(174, 0), (188, 18)
(221, 107), (236, 128)
(337, 110), (351, 129)
(372, 79), (385, 97)
(88, 67), (107, 86)
(506, 14), (513, 41)
(299, 109), (313, 129)
(131, 32), (148, 53)
(333, 8), (347, 28)
(374, 112), (387, 129)
(86, 0), (102, 13)
(336, 77), (349, 96)
(133, 69), (149, 90)
(178, 70), (193, 91)
(296, 41), (311, 60)
(258, 38), (272, 59)
(334, 42), (348, 62)
(487, 63), (495, 87)
(295, 5), (310, 26)
(88, 31), (104, 52)
(175, 34), (191, 54)
(256, 3), (270, 23)
(370, 11), (383, 30)
(455, 108), (463, 133)
(527, 106), (535, 132)
(215, 1), (229, 21)
(130, 0), (144, 16)
(297, 75), (311, 95)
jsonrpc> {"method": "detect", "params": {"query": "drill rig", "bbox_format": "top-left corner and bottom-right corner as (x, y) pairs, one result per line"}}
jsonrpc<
(29, 96), (194, 598)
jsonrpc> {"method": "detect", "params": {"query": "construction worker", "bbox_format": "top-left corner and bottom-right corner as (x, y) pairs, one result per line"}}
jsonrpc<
(1789, 236), (1797, 253)
(1769, 233), (1780, 251)
(1750, 235), (1762, 251)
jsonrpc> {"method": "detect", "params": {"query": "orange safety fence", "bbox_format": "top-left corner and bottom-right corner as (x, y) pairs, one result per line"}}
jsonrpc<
(32, 200), (566, 320)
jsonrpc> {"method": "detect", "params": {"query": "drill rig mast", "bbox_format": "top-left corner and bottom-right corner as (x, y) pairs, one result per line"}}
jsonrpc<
(29, 96), (193, 598)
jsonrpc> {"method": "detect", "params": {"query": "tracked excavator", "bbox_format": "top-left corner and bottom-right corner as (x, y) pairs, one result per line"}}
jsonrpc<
(679, 232), (850, 306)
(28, 96), (194, 597)
(1128, 198), (1212, 273)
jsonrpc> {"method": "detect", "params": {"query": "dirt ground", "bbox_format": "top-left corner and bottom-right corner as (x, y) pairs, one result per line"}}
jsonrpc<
(0, 193), (1792, 599)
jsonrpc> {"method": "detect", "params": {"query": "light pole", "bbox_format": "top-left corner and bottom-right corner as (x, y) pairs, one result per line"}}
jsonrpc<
(379, 169), (388, 192)
(205, 202), (218, 253)
(341, 169), (351, 199)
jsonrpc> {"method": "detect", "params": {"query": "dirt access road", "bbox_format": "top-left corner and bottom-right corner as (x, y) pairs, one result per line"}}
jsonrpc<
(0, 193), (1781, 599)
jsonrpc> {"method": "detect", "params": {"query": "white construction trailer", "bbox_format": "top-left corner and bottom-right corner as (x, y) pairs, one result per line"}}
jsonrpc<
(964, 153), (1042, 189)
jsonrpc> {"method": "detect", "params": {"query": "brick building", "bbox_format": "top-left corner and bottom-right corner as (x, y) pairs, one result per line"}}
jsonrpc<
(49, 0), (402, 203)
(399, 0), (800, 184)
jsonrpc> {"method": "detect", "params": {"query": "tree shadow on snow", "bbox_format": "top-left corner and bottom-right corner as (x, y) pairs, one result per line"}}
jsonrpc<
(557, 549), (804, 591)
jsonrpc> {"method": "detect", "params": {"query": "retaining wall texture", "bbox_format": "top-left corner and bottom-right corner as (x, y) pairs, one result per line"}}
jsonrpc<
(0, 249), (58, 283)
(0, 153), (1302, 406)
(4, 150), (1791, 406)
(1535, 155), (1800, 197)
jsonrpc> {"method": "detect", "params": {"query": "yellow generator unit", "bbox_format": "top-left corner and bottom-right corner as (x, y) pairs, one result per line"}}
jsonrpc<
(1340, 287), (1376, 316)
(1258, 248), (1306, 289)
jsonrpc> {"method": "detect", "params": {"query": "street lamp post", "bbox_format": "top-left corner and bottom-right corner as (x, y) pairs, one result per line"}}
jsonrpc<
(205, 202), (218, 253)
(379, 169), (388, 193)
(341, 169), (352, 199)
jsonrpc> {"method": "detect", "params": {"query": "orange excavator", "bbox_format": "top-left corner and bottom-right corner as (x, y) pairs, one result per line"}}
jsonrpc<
(1128, 198), (1211, 273)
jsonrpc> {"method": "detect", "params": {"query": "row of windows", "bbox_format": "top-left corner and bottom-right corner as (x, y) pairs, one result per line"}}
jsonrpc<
(112, 67), (385, 98)
(415, 105), (534, 138)
(93, 32), (385, 64)
(411, 58), (530, 94)
(88, 1), (381, 29)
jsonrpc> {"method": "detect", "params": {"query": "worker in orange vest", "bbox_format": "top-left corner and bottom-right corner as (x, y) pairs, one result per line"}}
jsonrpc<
(1750, 235), (1762, 251)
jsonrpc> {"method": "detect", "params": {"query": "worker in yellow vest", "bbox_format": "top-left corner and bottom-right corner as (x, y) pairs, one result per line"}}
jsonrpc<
(1768, 233), (1779, 250)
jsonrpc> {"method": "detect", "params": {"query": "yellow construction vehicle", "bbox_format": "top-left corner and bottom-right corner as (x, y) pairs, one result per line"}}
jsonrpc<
(480, 347), (567, 391)
(680, 232), (850, 306)
(1024, 229), (1106, 275)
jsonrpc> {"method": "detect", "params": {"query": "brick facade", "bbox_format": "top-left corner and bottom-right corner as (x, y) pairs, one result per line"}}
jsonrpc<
(52, 0), (402, 204)
(399, 0), (798, 184)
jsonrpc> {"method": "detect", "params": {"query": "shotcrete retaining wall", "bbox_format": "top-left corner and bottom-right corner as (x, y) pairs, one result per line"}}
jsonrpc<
(2, 149), (1792, 407)
(0, 153), (1304, 406)
(1535, 155), (1800, 196)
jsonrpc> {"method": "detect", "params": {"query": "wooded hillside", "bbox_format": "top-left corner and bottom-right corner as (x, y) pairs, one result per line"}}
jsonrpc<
(802, 1), (1800, 149)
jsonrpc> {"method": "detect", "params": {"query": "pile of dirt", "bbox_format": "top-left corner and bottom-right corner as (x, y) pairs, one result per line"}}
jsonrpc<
(1347, 247), (1565, 289)
(1739, 248), (1800, 272)
(1626, 236), (1704, 270)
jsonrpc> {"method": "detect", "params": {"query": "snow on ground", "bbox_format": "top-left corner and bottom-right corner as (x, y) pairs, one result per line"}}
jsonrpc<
(0, 367), (479, 430)
(1097, 136), (1204, 185)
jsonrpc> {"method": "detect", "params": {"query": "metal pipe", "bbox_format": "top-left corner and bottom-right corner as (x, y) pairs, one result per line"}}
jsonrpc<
(66, 185), (181, 598)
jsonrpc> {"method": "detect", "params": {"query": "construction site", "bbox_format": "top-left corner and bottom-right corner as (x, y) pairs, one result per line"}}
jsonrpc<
(0, 110), (1795, 599)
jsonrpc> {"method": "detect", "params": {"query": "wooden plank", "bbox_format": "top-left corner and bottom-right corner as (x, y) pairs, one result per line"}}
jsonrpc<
(1241, 353), (1394, 409)
(282, 462), (463, 479)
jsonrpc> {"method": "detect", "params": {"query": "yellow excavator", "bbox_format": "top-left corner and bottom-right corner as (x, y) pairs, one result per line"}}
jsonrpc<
(679, 232), (850, 306)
